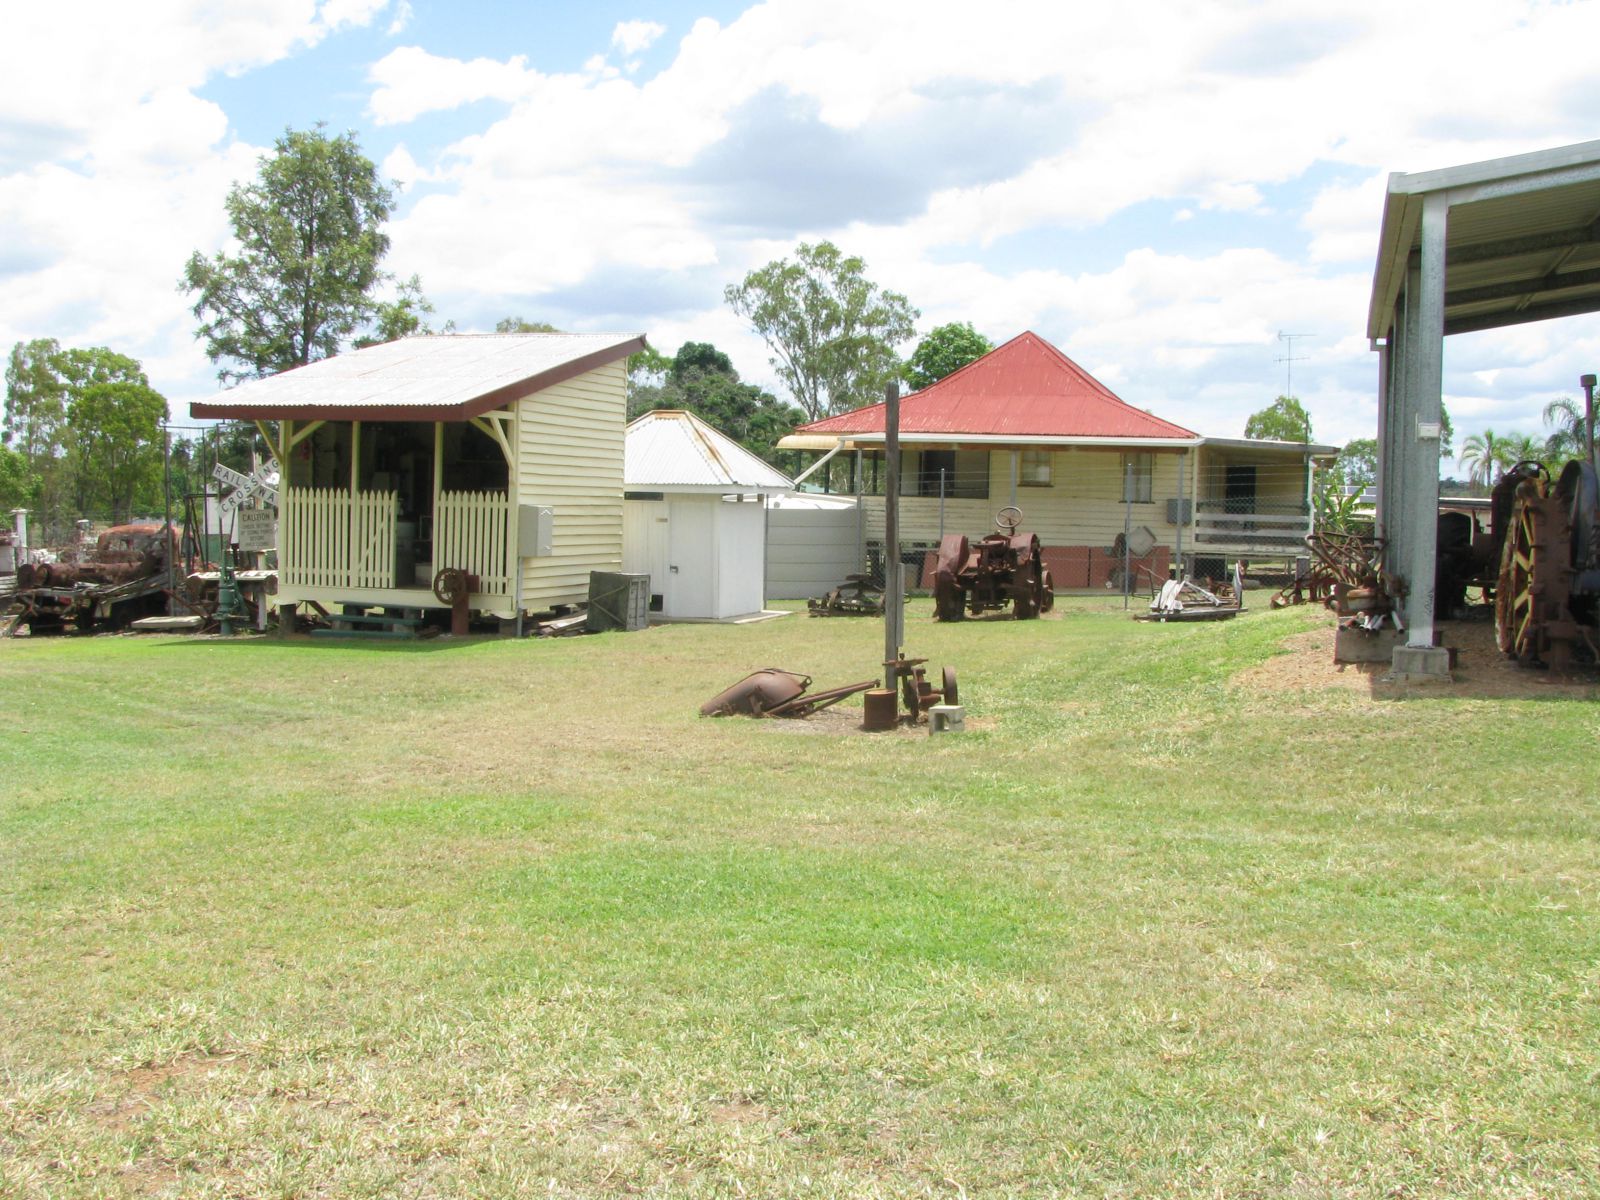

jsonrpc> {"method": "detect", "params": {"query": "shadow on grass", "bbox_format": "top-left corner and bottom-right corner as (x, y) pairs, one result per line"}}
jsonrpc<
(150, 632), (509, 654)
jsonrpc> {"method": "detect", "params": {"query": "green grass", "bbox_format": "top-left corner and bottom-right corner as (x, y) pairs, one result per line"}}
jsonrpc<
(1, 601), (1597, 1198)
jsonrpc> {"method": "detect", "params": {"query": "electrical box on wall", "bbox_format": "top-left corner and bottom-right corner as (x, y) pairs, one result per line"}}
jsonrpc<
(518, 504), (553, 557)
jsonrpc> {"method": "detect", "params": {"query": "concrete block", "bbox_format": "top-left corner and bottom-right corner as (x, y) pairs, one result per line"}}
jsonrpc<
(928, 703), (966, 734)
(1385, 644), (1453, 683)
(1334, 625), (1405, 664)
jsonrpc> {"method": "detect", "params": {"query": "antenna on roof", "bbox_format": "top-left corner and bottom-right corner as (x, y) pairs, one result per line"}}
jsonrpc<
(1276, 331), (1312, 400)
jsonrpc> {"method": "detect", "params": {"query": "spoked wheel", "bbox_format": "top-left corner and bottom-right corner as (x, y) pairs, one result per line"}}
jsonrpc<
(1039, 567), (1056, 613)
(1496, 485), (1547, 662)
(433, 567), (471, 606)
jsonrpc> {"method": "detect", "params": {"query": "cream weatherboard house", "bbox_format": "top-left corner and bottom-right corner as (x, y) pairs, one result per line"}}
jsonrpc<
(192, 332), (645, 621)
(780, 332), (1334, 589)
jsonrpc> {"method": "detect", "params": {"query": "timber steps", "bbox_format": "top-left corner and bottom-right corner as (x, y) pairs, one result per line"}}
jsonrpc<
(310, 607), (432, 640)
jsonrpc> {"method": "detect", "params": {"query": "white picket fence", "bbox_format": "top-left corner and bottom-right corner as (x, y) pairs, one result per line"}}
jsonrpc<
(435, 490), (511, 595)
(281, 487), (398, 590)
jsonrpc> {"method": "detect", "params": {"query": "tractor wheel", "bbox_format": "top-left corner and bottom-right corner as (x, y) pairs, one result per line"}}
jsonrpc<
(1039, 566), (1055, 613)
(1012, 564), (1040, 619)
(1496, 484), (1548, 662)
(934, 534), (969, 621)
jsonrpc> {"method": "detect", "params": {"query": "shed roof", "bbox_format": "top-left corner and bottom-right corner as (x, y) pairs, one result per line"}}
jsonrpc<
(625, 409), (793, 493)
(191, 332), (646, 422)
(1367, 139), (1600, 341)
(785, 331), (1199, 448)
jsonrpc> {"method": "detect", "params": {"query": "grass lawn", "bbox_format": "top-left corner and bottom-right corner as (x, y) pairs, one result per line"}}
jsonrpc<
(1, 600), (1596, 1198)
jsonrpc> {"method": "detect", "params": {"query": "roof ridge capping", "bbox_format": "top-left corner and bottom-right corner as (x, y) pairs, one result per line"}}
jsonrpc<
(1389, 137), (1600, 195)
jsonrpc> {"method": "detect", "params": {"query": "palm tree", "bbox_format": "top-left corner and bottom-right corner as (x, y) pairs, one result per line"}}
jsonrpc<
(1503, 433), (1548, 473)
(1459, 429), (1515, 487)
(1542, 396), (1587, 462)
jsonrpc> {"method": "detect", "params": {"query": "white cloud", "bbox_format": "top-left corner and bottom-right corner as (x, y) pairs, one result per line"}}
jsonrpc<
(368, 47), (535, 124)
(611, 20), (666, 56)
(386, 0), (414, 36)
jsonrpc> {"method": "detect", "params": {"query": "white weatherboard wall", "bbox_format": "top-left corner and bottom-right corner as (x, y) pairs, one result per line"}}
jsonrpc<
(765, 494), (861, 600)
(623, 495), (767, 619)
(516, 360), (626, 610)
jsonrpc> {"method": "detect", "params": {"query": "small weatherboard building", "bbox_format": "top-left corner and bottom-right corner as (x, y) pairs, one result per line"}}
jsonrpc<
(192, 332), (646, 621)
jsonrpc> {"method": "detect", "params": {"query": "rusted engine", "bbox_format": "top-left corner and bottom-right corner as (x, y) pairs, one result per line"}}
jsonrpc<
(933, 506), (1056, 621)
(1495, 459), (1600, 670)
(9, 523), (177, 634)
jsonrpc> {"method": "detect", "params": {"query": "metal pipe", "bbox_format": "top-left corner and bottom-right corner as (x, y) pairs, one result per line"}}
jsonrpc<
(1122, 460), (1133, 609)
(161, 417), (174, 614)
(1174, 449), (1185, 576)
(790, 440), (845, 488)
(1581, 372), (1597, 469)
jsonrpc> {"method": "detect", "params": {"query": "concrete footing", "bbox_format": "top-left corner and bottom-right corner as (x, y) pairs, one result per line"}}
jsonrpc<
(1334, 625), (1405, 664)
(1385, 644), (1453, 683)
(928, 703), (966, 734)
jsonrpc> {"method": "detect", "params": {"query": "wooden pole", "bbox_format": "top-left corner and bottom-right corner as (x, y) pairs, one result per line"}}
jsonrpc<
(883, 382), (902, 668)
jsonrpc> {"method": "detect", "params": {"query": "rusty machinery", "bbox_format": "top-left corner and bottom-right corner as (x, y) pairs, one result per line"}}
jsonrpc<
(700, 668), (880, 718)
(934, 506), (1056, 621)
(1494, 458), (1600, 670)
(807, 573), (885, 617)
(7, 523), (179, 635)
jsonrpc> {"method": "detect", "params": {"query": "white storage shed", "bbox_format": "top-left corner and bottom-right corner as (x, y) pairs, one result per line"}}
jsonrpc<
(622, 410), (792, 620)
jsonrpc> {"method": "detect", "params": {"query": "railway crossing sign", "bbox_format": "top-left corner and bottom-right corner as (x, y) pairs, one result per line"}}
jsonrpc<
(214, 463), (279, 516)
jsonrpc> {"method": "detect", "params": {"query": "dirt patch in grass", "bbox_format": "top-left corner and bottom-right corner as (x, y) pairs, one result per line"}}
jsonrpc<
(1239, 611), (1600, 699)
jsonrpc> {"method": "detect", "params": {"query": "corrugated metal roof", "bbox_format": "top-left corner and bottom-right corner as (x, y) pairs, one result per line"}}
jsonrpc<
(191, 332), (646, 422)
(793, 331), (1199, 443)
(1367, 139), (1600, 340)
(625, 410), (794, 492)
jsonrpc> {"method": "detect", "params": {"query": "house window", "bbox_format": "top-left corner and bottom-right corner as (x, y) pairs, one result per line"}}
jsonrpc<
(1020, 449), (1053, 487)
(910, 449), (988, 499)
(1122, 452), (1153, 503)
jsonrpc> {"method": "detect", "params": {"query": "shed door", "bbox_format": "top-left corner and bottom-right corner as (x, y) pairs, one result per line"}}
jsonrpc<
(666, 499), (715, 618)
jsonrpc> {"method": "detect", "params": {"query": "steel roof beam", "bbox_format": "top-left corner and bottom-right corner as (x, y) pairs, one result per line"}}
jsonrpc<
(1402, 221), (1600, 268)
(1445, 265), (1600, 307)
(1445, 293), (1600, 336)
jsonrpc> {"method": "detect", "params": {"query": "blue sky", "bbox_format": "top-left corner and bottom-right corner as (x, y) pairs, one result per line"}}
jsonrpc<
(3, 0), (1600, 458)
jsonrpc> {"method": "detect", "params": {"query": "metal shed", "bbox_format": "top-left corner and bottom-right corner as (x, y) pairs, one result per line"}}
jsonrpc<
(622, 410), (792, 620)
(1367, 139), (1600, 677)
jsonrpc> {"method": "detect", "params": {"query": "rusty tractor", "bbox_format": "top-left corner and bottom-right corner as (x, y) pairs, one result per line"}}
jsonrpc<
(1494, 458), (1600, 670)
(933, 506), (1055, 621)
(8, 523), (178, 635)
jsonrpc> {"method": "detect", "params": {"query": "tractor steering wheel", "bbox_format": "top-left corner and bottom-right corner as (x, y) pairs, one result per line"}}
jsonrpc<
(995, 506), (1024, 534)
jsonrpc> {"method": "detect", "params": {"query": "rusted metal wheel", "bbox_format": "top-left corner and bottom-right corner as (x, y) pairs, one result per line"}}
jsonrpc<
(1039, 567), (1055, 613)
(942, 665), (958, 705)
(934, 533), (969, 621)
(432, 567), (469, 606)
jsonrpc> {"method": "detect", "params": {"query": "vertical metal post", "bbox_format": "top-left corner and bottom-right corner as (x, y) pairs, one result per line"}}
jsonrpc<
(1401, 192), (1448, 649)
(1122, 460), (1133, 610)
(883, 382), (902, 666)
(938, 467), (946, 542)
(1174, 449), (1185, 577)
(1581, 373), (1597, 469)
(161, 418), (174, 615)
(1009, 451), (1019, 507)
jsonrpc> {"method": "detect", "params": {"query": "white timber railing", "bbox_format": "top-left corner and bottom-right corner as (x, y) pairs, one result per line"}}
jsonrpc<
(281, 487), (398, 590)
(1193, 502), (1310, 550)
(435, 490), (511, 595)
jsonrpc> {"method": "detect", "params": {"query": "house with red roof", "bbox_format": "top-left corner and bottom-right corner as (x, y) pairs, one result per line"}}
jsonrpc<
(778, 331), (1334, 589)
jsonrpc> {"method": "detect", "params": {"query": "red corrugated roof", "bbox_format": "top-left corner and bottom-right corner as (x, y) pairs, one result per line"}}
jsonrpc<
(798, 331), (1198, 441)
